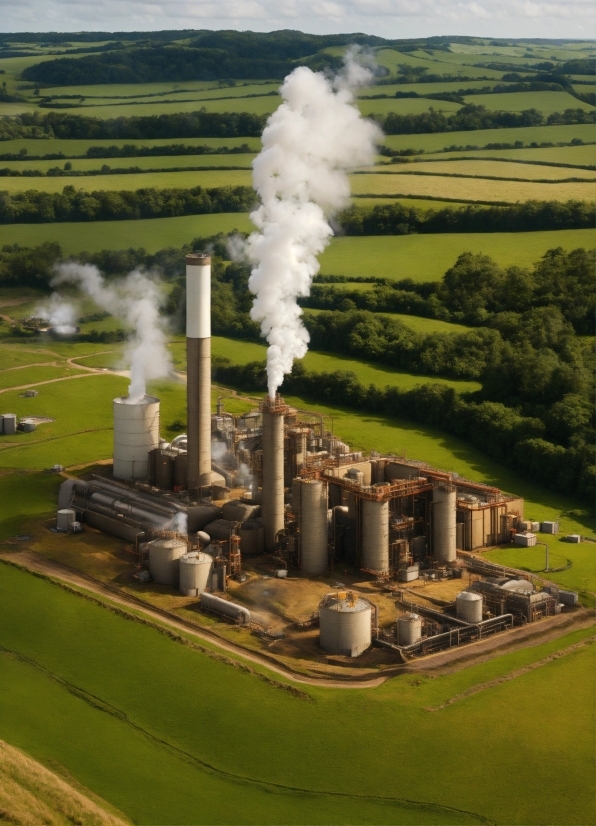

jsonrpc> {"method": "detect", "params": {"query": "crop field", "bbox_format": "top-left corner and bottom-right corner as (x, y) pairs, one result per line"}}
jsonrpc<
(354, 196), (475, 210)
(38, 95), (281, 119)
(0, 136), (263, 156)
(351, 172), (594, 203)
(393, 159), (596, 180)
(357, 98), (460, 116)
(374, 48), (503, 79)
(426, 144), (596, 167)
(358, 80), (500, 95)
(464, 90), (595, 115)
(41, 80), (280, 100)
(0, 154), (256, 173)
(318, 228), (595, 282)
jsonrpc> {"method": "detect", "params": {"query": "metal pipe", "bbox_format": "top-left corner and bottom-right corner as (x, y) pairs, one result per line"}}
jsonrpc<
(262, 397), (286, 551)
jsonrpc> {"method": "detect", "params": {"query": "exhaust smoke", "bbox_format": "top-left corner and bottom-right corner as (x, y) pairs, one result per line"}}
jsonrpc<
(247, 49), (382, 397)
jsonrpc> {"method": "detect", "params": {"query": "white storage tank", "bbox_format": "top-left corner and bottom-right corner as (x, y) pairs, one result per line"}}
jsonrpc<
(361, 499), (389, 573)
(56, 508), (76, 531)
(456, 591), (483, 623)
(514, 532), (537, 547)
(540, 521), (559, 535)
(319, 592), (372, 657)
(2, 413), (16, 435)
(200, 592), (250, 624)
(397, 612), (422, 646)
(113, 395), (160, 481)
(179, 551), (212, 596)
(148, 537), (187, 586)
(433, 486), (456, 563)
(298, 478), (328, 575)
(530, 521), (540, 533)
(19, 419), (36, 433)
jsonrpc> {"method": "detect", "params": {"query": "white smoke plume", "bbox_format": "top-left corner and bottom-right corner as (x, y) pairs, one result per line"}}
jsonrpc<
(52, 263), (171, 403)
(34, 293), (78, 335)
(247, 49), (382, 397)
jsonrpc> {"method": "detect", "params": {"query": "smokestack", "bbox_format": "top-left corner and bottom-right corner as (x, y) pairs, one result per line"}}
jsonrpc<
(261, 395), (288, 551)
(186, 253), (212, 495)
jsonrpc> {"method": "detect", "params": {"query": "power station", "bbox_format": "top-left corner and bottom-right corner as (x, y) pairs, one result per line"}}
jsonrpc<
(57, 252), (577, 662)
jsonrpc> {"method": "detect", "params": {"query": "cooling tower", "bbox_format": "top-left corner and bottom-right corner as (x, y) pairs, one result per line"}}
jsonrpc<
(113, 395), (160, 480)
(186, 252), (212, 494)
(261, 396), (288, 551)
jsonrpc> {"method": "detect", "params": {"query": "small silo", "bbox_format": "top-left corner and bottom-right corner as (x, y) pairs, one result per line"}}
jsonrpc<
(319, 592), (372, 657)
(297, 478), (328, 575)
(19, 419), (36, 433)
(179, 551), (212, 596)
(433, 485), (456, 563)
(361, 498), (389, 573)
(113, 395), (160, 481)
(456, 591), (483, 623)
(2, 414), (16, 435)
(397, 612), (422, 646)
(148, 537), (187, 586)
(56, 508), (77, 531)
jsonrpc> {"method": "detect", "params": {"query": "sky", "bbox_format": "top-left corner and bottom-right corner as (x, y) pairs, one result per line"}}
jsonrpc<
(0, 0), (594, 40)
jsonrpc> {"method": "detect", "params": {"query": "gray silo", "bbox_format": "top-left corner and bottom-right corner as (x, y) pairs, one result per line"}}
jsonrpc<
(261, 396), (287, 551)
(397, 612), (422, 646)
(361, 498), (389, 573)
(113, 395), (160, 480)
(432, 485), (457, 563)
(456, 591), (483, 623)
(2, 414), (16, 435)
(179, 551), (212, 596)
(148, 537), (187, 586)
(297, 478), (328, 575)
(56, 508), (77, 531)
(319, 592), (372, 657)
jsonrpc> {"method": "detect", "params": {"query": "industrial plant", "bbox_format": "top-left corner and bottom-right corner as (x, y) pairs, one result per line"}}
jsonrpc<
(56, 252), (578, 663)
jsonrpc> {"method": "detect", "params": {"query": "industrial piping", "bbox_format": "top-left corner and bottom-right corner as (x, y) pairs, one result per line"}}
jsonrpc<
(186, 253), (212, 495)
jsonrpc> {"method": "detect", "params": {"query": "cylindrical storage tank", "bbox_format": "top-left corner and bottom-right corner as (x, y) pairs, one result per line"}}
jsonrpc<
(433, 486), (456, 563)
(319, 593), (372, 657)
(179, 551), (212, 596)
(113, 395), (160, 481)
(19, 419), (36, 433)
(299, 478), (328, 575)
(456, 591), (483, 623)
(148, 537), (187, 586)
(261, 400), (285, 551)
(2, 414), (16, 435)
(397, 613), (422, 646)
(56, 508), (76, 531)
(361, 499), (389, 573)
(200, 592), (250, 624)
(239, 521), (264, 555)
(346, 467), (364, 486)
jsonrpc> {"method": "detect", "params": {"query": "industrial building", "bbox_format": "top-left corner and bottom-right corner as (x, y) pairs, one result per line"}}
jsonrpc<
(56, 251), (577, 661)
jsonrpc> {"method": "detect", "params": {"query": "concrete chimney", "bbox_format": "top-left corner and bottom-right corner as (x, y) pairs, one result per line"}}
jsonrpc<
(261, 395), (288, 551)
(186, 253), (212, 495)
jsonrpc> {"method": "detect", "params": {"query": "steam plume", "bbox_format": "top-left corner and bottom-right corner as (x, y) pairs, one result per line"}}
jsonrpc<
(34, 293), (78, 335)
(52, 263), (171, 402)
(247, 50), (382, 397)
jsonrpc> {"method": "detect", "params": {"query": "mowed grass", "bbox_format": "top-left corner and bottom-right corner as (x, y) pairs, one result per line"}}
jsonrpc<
(0, 136), (263, 156)
(0, 168), (253, 193)
(0, 364), (85, 390)
(0, 561), (594, 825)
(319, 229), (596, 281)
(465, 90), (595, 115)
(0, 154), (255, 172)
(374, 48), (503, 79)
(41, 81), (280, 101)
(40, 95), (279, 119)
(395, 159), (596, 180)
(351, 172), (594, 203)
(0, 214), (254, 255)
(426, 144), (596, 167)
(210, 335), (482, 392)
(357, 98), (460, 116)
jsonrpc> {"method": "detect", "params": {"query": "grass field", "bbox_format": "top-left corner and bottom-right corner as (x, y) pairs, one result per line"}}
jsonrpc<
(35, 95), (280, 119)
(351, 172), (594, 203)
(483, 540), (596, 595)
(374, 48), (503, 79)
(465, 90), (595, 115)
(0, 560), (593, 825)
(394, 159), (596, 180)
(0, 364), (85, 390)
(358, 98), (460, 116)
(318, 229), (596, 281)
(425, 144), (596, 167)
(41, 81), (280, 100)
(0, 154), (256, 173)
(306, 308), (474, 335)
(0, 136), (263, 156)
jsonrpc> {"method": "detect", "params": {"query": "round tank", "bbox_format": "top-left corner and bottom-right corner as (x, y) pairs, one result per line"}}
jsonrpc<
(456, 591), (483, 623)
(19, 419), (36, 433)
(319, 592), (372, 657)
(113, 395), (160, 481)
(148, 537), (187, 586)
(179, 551), (212, 596)
(397, 612), (422, 646)
(56, 508), (76, 531)
(433, 486), (456, 563)
(299, 478), (328, 575)
(361, 499), (389, 573)
(346, 468), (364, 486)
(2, 413), (16, 435)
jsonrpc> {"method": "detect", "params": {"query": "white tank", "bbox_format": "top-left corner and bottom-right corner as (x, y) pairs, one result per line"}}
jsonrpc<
(397, 612), (422, 646)
(200, 592), (250, 624)
(56, 508), (76, 531)
(148, 537), (187, 586)
(319, 592), (372, 657)
(298, 478), (328, 575)
(456, 591), (483, 623)
(433, 486), (456, 563)
(113, 395), (160, 481)
(361, 499), (389, 573)
(179, 551), (212, 596)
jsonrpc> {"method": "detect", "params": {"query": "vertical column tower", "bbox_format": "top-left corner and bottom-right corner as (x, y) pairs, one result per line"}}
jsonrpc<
(186, 253), (212, 495)
(261, 395), (288, 551)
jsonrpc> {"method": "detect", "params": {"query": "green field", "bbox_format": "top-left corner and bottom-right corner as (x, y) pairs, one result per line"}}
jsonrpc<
(374, 48), (503, 79)
(33, 95), (280, 119)
(425, 144), (596, 167)
(395, 159), (596, 180)
(41, 80), (280, 100)
(0, 154), (256, 172)
(484, 540), (596, 595)
(464, 90), (595, 115)
(0, 136), (263, 156)
(306, 308), (474, 335)
(358, 97), (460, 116)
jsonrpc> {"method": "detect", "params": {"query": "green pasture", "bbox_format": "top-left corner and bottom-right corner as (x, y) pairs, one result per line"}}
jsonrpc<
(398, 159), (596, 180)
(0, 213), (254, 254)
(209, 335), (482, 393)
(0, 560), (593, 825)
(39, 95), (279, 119)
(484, 539), (596, 595)
(0, 136), (262, 156)
(40, 80), (279, 100)
(426, 143), (596, 167)
(0, 168), (253, 193)
(0, 471), (62, 539)
(0, 154), (256, 173)
(354, 196), (475, 210)
(373, 48), (503, 80)
(358, 80), (500, 96)
(382, 123), (596, 154)
(465, 90), (595, 115)
(358, 97), (460, 116)
(0, 346), (56, 369)
(318, 229), (596, 282)
(305, 308), (474, 336)
(0, 364), (84, 390)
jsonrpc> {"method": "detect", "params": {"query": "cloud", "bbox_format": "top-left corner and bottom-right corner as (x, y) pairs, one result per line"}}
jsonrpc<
(0, 0), (593, 34)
